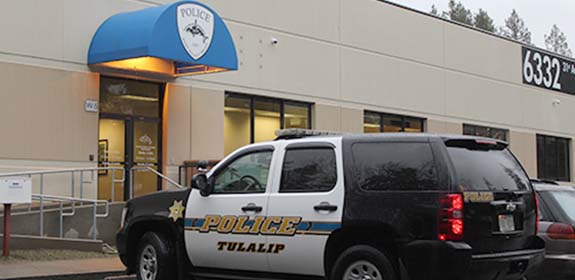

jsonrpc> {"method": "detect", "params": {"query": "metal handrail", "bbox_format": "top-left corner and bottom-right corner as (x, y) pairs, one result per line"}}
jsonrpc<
(30, 194), (110, 240)
(0, 166), (126, 238)
(130, 166), (185, 191)
(0, 167), (122, 177)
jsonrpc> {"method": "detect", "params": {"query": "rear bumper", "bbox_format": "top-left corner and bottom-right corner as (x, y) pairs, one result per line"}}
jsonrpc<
(527, 254), (575, 280)
(400, 237), (545, 280)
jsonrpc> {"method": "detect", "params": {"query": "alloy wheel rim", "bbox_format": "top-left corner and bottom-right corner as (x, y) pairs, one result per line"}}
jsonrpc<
(343, 260), (382, 280)
(139, 245), (158, 280)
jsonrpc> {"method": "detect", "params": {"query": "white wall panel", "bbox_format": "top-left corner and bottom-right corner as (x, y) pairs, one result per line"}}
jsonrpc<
(197, 22), (340, 100)
(445, 72), (524, 127)
(195, 0), (340, 42)
(341, 0), (444, 66)
(340, 48), (445, 115)
(444, 23), (521, 84)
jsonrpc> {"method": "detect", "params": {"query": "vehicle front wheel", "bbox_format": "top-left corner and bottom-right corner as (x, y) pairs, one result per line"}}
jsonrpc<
(330, 245), (397, 280)
(136, 232), (176, 280)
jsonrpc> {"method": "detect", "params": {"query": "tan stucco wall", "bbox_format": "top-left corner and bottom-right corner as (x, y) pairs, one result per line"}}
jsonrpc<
(0, 61), (99, 162)
(508, 131), (538, 178)
(313, 104), (362, 133)
(165, 84), (192, 166)
(426, 119), (463, 135)
(190, 88), (225, 161)
(0, 0), (573, 183)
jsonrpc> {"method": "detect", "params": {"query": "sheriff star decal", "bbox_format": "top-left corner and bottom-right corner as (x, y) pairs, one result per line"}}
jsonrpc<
(168, 200), (185, 222)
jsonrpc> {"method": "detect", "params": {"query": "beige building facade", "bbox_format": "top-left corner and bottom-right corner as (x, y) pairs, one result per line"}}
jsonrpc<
(0, 0), (574, 199)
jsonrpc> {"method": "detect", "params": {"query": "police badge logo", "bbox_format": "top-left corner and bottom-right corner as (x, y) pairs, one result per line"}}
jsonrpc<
(177, 3), (214, 60)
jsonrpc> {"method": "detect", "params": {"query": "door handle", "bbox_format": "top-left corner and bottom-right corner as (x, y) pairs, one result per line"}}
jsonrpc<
(314, 203), (338, 212)
(241, 203), (263, 213)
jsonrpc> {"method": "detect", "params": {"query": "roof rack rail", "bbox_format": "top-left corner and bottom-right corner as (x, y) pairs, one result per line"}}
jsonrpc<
(529, 178), (559, 185)
(274, 128), (344, 140)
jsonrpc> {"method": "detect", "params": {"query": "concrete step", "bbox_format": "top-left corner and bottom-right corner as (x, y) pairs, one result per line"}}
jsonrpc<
(0, 234), (103, 252)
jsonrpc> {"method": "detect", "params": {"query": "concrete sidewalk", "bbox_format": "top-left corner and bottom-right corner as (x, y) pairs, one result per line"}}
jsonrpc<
(0, 257), (126, 280)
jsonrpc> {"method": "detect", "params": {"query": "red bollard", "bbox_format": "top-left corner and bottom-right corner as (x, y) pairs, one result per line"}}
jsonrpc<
(3, 204), (10, 257)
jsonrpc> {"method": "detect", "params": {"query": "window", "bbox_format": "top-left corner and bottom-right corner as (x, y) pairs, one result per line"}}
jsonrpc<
(224, 93), (312, 155)
(463, 124), (508, 142)
(213, 151), (273, 194)
(100, 77), (161, 118)
(446, 141), (530, 191)
(280, 148), (337, 192)
(352, 142), (439, 191)
(363, 111), (424, 133)
(537, 134), (571, 182)
(550, 191), (575, 222)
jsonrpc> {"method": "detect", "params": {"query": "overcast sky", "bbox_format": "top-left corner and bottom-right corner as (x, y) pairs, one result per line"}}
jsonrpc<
(387, 0), (575, 52)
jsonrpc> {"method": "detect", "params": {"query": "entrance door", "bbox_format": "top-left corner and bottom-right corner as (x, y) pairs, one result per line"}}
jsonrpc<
(98, 77), (163, 201)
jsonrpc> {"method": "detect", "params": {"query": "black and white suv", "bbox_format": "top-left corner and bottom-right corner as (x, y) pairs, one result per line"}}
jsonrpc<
(117, 131), (544, 280)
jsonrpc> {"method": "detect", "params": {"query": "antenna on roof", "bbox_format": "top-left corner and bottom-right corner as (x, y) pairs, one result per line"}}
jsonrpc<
(274, 128), (343, 140)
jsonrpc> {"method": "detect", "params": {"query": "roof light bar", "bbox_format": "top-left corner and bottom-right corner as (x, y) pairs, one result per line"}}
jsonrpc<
(274, 129), (343, 140)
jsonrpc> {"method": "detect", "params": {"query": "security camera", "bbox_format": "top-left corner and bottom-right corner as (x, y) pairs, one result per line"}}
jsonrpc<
(271, 37), (278, 45)
(552, 99), (561, 106)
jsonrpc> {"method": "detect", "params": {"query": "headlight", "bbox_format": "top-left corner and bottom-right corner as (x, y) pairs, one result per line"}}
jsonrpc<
(120, 207), (128, 229)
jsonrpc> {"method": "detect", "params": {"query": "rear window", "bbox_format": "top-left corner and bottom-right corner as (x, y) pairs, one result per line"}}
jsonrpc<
(446, 141), (530, 191)
(550, 191), (575, 222)
(352, 142), (440, 191)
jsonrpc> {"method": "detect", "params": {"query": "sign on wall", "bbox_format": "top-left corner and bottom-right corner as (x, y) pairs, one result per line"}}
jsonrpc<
(522, 46), (575, 95)
(84, 100), (99, 113)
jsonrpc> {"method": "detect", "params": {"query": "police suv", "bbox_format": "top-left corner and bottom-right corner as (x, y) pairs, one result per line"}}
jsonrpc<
(117, 130), (545, 280)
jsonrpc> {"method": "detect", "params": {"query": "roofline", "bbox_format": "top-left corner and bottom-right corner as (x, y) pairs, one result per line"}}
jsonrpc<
(378, 0), (575, 62)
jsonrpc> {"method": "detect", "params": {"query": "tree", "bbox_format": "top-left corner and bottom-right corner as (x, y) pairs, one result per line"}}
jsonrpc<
(473, 9), (496, 33)
(446, 0), (473, 26)
(430, 5), (440, 17)
(499, 9), (532, 45)
(545, 24), (573, 57)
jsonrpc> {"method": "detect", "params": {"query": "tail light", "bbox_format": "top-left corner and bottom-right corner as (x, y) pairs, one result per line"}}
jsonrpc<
(534, 194), (540, 234)
(547, 223), (575, 240)
(438, 193), (464, 241)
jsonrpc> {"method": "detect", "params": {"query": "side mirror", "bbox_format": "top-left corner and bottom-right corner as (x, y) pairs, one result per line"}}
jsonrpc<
(192, 173), (212, 197)
(197, 160), (209, 171)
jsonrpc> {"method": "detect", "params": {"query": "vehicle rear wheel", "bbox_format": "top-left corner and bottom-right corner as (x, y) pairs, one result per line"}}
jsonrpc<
(331, 245), (397, 280)
(136, 232), (176, 280)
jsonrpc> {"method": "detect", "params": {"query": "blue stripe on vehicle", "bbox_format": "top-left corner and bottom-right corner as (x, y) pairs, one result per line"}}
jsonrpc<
(309, 223), (341, 232)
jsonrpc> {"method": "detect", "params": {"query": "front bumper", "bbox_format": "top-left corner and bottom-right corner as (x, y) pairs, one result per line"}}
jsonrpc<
(400, 237), (545, 280)
(116, 228), (129, 268)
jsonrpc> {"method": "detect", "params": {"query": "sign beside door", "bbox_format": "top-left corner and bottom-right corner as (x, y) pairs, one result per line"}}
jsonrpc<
(85, 100), (99, 113)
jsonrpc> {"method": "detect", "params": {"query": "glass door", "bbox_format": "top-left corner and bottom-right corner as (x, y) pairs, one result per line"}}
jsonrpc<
(98, 77), (163, 201)
(98, 118), (126, 202)
(132, 119), (161, 198)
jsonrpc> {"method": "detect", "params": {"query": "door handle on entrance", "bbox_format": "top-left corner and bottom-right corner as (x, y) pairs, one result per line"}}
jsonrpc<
(241, 204), (263, 213)
(314, 203), (338, 212)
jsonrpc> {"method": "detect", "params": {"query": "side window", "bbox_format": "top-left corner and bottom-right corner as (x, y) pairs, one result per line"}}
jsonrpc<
(352, 142), (439, 191)
(213, 150), (273, 194)
(536, 193), (552, 222)
(280, 148), (337, 192)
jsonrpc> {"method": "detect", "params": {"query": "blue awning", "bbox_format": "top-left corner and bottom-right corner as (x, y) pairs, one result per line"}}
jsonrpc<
(88, 0), (237, 77)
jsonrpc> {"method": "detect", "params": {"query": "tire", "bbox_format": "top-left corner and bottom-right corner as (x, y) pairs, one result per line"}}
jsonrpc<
(136, 232), (176, 280)
(330, 245), (397, 280)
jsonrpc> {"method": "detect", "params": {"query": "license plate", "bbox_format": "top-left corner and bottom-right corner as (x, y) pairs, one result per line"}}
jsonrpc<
(498, 214), (515, 232)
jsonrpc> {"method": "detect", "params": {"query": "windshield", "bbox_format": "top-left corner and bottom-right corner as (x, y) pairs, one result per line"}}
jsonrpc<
(550, 191), (575, 222)
(447, 145), (530, 191)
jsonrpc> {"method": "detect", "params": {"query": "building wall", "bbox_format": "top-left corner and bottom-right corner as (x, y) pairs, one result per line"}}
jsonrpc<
(0, 0), (573, 184)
